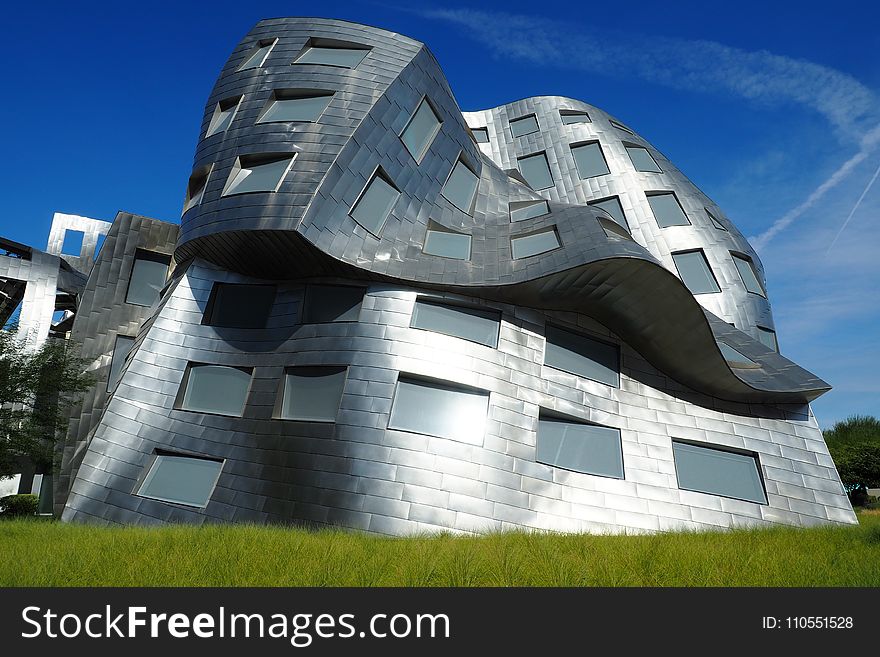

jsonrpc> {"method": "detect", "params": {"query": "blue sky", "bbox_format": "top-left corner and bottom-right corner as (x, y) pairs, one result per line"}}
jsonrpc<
(1, 0), (877, 427)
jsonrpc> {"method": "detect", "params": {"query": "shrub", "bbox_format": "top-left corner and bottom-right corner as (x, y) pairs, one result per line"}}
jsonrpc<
(0, 494), (39, 518)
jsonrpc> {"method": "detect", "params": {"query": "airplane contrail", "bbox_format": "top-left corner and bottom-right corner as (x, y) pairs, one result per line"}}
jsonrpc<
(826, 160), (880, 254)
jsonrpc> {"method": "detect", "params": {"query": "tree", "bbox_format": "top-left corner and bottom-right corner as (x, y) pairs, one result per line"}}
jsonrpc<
(0, 326), (94, 480)
(824, 415), (880, 505)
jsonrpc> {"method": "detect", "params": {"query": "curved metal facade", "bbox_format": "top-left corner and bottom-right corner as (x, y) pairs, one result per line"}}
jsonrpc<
(61, 18), (856, 533)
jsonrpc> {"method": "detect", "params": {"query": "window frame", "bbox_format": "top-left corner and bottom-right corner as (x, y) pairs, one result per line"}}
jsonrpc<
(536, 411), (625, 480)
(348, 166), (400, 236)
(624, 143), (662, 173)
(107, 334), (136, 393)
(275, 365), (348, 422)
(136, 451), (225, 509)
(516, 151), (555, 191)
(560, 109), (591, 124)
(441, 156), (480, 214)
(672, 439), (768, 505)
(570, 140), (611, 179)
(124, 249), (171, 307)
(510, 226), (562, 259)
(646, 191), (691, 228)
(730, 252), (767, 297)
(202, 282), (277, 329)
(671, 249), (721, 295)
(175, 363), (254, 418)
(301, 283), (365, 324)
(255, 89), (335, 125)
(237, 38), (278, 71)
(543, 323), (620, 387)
(205, 95), (243, 137)
(221, 153), (296, 197)
(410, 297), (501, 348)
(422, 222), (472, 260)
(399, 95), (443, 163)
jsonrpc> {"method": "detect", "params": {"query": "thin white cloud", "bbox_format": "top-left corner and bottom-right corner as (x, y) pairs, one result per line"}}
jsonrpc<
(825, 160), (880, 254)
(418, 8), (879, 140)
(417, 7), (880, 249)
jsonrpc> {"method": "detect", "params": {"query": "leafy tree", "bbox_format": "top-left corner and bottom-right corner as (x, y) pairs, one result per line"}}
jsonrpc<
(0, 326), (94, 480)
(825, 415), (880, 504)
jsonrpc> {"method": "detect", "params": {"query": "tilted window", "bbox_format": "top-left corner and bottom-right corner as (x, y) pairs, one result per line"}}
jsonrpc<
(571, 142), (610, 179)
(350, 169), (399, 235)
(203, 283), (276, 329)
(302, 284), (364, 323)
(472, 127), (489, 143)
(517, 152), (554, 190)
(560, 110), (590, 124)
(388, 377), (489, 445)
(625, 145), (662, 172)
(137, 453), (224, 508)
(178, 364), (252, 417)
(537, 415), (624, 479)
(647, 192), (690, 227)
(510, 114), (540, 138)
(257, 90), (334, 124)
(182, 165), (212, 216)
(400, 98), (442, 162)
(588, 196), (629, 230)
(125, 250), (171, 307)
(423, 224), (471, 260)
(511, 228), (560, 259)
(731, 253), (766, 296)
(222, 154), (295, 196)
(706, 208), (727, 231)
(279, 366), (347, 422)
(206, 96), (242, 137)
(238, 38), (277, 71)
(757, 327), (778, 352)
(509, 200), (550, 222)
(671, 250), (720, 294)
(294, 40), (371, 68)
(672, 440), (767, 504)
(544, 324), (620, 387)
(442, 159), (479, 213)
(411, 299), (500, 348)
(717, 341), (758, 368)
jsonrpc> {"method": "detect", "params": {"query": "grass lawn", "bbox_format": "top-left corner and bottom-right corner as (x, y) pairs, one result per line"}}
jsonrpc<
(2, 511), (879, 587)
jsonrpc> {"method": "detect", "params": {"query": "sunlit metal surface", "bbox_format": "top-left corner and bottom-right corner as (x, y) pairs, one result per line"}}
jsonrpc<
(59, 18), (855, 533)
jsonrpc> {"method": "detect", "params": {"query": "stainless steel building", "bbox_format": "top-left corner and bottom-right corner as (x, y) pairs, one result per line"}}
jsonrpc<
(54, 18), (855, 533)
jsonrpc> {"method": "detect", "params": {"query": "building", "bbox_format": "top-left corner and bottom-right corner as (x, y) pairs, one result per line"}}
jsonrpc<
(47, 18), (855, 532)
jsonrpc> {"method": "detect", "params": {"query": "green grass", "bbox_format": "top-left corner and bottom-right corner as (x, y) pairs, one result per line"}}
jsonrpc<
(2, 512), (879, 587)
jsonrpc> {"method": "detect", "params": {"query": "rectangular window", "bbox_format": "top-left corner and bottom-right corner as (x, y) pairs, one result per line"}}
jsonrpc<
(302, 284), (364, 323)
(717, 341), (758, 368)
(178, 364), (252, 417)
(671, 250), (720, 294)
(256, 90), (334, 124)
(203, 283), (276, 329)
(125, 250), (171, 307)
(647, 192), (690, 227)
(511, 227), (560, 259)
(107, 335), (135, 392)
(544, 324), (620, 387)
(350, 169), (399, 235)
(238, 38), (277, 71)
(588, 196), (629, 230)
(442, 159), (479, 213)
(731, 253), (766, 296)
(537, 415), (624, 479)
(423, 225), (471, 260)
(388, 377), (489, 445)
(560, 110), (590, 124)
(411, 299), (500, 347)
(571, 142), (610, 179)
(609, 119), (634, 135)
(625, 145), (662, 172)
(517, 152), (554, 190)
(182, 165), (212, 216)
(509, 200), (550, 222)
(510, 114), (540, 138)
(400, 97), (442, 162)
(279, 366), (347, 422)
(206, 96), (242, 137)
(222, 154), (295, 196)
(294, 45), (370, 68)
(137, 453), (224, 508)
(672, 440), (767, 504)
(61, 230), (84, 257)
(472, 127), (489, 143)
(706, 208), (727, 231)
(757, 327), (778, 352)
